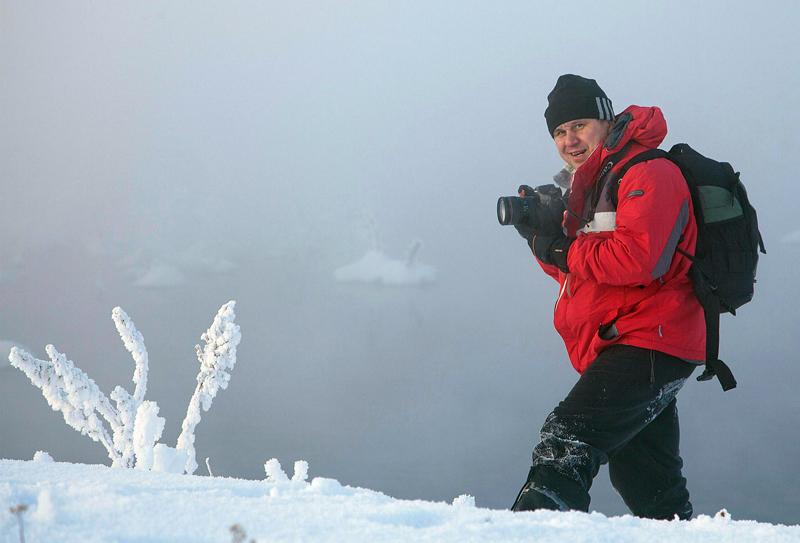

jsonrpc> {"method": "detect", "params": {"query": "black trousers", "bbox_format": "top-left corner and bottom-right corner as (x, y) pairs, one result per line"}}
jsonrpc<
(512, 345), (696, 520)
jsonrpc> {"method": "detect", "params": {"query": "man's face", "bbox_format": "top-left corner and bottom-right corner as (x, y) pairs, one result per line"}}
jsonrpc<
(553, 118), (613, 170)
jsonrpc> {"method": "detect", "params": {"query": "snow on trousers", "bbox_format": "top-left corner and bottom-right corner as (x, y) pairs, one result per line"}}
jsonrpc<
(514, 345), (696, 519)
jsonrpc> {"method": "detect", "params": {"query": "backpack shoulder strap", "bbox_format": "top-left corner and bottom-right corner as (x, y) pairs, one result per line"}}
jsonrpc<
(617, 148), (673, 176)
(610, 149), (673, 207)
(696, 310), (738, 391)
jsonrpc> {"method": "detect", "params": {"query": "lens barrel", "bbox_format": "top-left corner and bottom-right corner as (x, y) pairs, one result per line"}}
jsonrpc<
(497, 197), (512, 225)
(497, 196), (538, 226)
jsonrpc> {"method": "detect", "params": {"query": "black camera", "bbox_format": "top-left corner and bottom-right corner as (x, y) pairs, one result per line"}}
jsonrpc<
(497, 184), (564, 226)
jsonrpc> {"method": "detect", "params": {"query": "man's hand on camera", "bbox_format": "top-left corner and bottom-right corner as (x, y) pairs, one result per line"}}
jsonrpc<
(533, 232), (573, 273)
(514, 222), (537, 249)
(513, 184), (564, 252)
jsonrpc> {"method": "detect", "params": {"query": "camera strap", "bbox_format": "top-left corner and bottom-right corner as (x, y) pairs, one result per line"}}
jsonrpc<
(582, 141), (634, 224)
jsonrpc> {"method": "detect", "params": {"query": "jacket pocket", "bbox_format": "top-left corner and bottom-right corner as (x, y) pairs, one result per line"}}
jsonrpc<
(590, 318), (623, 360)
(598, 320), (620, 341)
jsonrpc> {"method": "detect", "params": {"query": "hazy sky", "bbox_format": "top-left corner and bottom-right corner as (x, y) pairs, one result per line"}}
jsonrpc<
(2, 0), (799, 525)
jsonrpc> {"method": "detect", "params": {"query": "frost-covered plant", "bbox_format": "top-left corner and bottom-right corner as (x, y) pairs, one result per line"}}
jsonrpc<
(177, 301), (241, 474)
(8, 301), (240, 474)
(264, 458), (309, 484)
(264, 458), (290, 483)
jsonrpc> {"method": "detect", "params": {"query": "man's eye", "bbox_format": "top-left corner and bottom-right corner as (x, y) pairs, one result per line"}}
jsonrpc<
(574, 123), (584, 130)
(555, 130), (566, 137)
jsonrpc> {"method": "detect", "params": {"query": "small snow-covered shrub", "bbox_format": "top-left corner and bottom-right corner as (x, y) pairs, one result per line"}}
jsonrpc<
(452, 494), (475, 507)
(264, 458), (290, 483)
(292, 460), (309, 483)
(33, 451), (54, 463)
(264, 458), (310, 485)
(8, 301), (241, 474)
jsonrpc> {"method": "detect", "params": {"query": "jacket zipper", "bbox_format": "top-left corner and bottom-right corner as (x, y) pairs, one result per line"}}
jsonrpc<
(555, 273), (571, 313)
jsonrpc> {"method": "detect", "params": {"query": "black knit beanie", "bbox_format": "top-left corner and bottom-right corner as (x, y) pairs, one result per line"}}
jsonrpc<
(544, 74), (614, 137)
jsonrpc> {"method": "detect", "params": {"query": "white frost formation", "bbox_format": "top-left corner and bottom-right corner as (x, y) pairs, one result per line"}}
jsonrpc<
(8, 301), (241, 474)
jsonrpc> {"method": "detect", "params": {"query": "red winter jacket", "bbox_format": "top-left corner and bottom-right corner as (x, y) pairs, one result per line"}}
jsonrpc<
(537, 105), (706, 374)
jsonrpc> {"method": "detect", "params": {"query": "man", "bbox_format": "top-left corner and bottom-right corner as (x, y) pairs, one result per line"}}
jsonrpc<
(510, 74), (705, 520)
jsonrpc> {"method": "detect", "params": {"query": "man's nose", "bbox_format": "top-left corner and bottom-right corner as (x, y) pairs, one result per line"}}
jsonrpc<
(565, 130), (579, 145)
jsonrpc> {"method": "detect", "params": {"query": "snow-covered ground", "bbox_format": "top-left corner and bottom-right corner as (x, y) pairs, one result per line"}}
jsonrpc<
(1, 458), (798, 543)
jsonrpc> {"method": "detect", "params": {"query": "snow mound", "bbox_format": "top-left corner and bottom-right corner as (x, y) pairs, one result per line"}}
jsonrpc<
(1, 459), (798, 543)
(335, 240), (436, 286)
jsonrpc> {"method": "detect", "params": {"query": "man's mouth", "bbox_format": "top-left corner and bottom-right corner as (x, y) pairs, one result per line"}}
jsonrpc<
(570, 150), (587, 158)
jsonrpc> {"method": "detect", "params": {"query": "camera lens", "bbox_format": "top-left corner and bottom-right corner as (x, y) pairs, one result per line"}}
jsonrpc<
(497, 197), (512, 225)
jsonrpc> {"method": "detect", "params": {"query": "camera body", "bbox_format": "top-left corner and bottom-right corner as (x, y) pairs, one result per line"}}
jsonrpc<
(497, 184), (564, 227)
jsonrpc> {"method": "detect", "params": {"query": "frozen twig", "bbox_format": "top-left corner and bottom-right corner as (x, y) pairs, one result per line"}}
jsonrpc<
(177, 301), (241, 474)
(230, 524), (255, 543)
(9, 346), (122, 464)
(112, 307), (149, 404)
(10, 504), (28, 543)
(109, 306), (150, 467)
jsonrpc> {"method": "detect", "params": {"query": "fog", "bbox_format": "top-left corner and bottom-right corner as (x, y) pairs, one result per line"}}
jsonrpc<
(1, 0), (799, 526)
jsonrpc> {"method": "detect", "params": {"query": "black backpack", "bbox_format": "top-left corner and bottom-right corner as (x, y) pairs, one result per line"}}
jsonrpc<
(614, 144), (766, 391)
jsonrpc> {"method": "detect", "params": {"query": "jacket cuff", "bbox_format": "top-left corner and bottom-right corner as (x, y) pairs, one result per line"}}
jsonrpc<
(549, 236), (574, 273)
(533, 233), (573, 273)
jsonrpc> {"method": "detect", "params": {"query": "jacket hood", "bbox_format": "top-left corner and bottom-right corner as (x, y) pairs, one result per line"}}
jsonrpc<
(565, 105), (668, 236)
(609, 105), (667, 151)
(581, 105), (667, 179)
